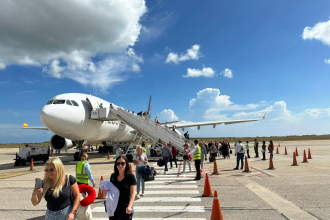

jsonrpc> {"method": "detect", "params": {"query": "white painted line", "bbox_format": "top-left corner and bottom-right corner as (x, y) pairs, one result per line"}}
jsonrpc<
(155, 177), (194, 180)
(93, 219), (206, 220)
(134, 206), (205, 212)
(135, 197), (201, 202)
(146, 181), (197, 184)
(156, 174), (195, 177)
(146, 185), (197, 189)
(142, 190), (199, 194)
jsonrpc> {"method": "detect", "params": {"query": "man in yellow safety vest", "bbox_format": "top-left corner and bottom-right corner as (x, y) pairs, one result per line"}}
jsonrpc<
(189, 140), (201, 180)
(76, 153), (95, 187)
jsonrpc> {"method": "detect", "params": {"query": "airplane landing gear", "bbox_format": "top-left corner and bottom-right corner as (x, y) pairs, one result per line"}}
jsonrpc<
(74, 141), (84, 161)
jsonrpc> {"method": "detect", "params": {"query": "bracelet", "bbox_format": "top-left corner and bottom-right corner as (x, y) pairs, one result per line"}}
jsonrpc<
(71, 211), (76, 215)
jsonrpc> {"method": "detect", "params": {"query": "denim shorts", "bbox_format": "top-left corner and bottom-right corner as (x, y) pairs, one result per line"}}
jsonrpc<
(45, 205), (76, 220)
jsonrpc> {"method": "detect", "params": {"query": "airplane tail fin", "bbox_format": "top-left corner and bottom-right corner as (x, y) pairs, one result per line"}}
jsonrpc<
(23, 122), (28, 128)
(147, 95), (152, 119)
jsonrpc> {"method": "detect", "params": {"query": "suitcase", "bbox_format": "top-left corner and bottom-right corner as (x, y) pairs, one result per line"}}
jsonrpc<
(143, 173), (155, 181)
(209, 156), (214, 162)
(157, 159), (164, 167)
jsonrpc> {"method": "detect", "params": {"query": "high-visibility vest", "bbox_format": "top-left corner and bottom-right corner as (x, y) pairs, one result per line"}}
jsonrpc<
(142, 147), (147, 154)
(76, 161), (90, 184)
(193, 145), (201, 160)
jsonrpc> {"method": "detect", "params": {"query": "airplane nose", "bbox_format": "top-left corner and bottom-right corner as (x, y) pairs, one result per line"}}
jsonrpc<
(40, 107), (55, 127)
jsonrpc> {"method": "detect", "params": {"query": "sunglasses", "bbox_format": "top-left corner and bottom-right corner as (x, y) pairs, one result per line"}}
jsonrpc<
(116, 162), (126, 166)
(44, 168), (56, 172)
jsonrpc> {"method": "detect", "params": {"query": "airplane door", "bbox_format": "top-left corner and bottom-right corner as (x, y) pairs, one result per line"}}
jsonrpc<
(86, 95), (99, 109)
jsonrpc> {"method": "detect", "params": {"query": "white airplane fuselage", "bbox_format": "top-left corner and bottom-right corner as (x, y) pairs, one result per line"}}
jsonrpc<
(40, 93), (136, 144)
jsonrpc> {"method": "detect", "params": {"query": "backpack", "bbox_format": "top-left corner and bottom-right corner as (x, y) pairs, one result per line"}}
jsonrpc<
(172, 146), (177, 155)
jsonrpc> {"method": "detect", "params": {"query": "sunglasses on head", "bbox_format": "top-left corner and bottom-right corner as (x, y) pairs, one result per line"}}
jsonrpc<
(116, 162), (126, 166)
(44, 168), (56, 172)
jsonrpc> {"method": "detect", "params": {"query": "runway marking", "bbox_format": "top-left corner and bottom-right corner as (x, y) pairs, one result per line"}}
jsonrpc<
(146, 180), (197, 184)
(134, 197), (201, 202)
(92, 206), (205, 213)
(236, 178), (319, 220)
(155, 177), (194, 180)
(93, 218), (206, 220)
(138, 190), (199, 194)
(0, 171), (31, 179)
(145, 185), (197, 189)
(156, 174), (195, 177)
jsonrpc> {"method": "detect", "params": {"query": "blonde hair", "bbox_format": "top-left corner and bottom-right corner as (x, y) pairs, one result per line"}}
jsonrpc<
(136, 146), (142, 156)
(42, 157), (65, 198)
(81, 153), (88, 161)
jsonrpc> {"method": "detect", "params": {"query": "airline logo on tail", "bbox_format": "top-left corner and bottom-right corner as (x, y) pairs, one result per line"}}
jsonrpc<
(23, 122), (28, 128)
(147, 95), (152, 119)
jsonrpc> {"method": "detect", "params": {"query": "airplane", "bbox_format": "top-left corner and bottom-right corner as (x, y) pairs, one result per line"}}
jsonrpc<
(23, 93), (267, 160)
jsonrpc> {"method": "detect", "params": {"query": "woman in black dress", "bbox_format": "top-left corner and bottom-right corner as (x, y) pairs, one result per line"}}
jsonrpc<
(108, 156), (136, 220)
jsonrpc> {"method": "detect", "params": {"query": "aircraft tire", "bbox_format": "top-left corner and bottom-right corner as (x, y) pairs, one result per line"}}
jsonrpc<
(14, 160), (20, 166)
(21, 160), (26, 166)
(98, 146), (103, 153)
(74, 152), (81, 161)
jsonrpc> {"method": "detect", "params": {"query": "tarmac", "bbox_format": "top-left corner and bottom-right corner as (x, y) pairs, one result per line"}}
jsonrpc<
(0, 140), (330, 220)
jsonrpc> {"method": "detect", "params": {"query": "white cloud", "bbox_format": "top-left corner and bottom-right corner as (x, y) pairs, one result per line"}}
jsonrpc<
(189, 88), (261, 120)
(165, 44), (201, 64)
(183, 67), (215, 78)
(325, 58), (330, 64)
(0, 79), (10, 85)
(22, 79), (37, 84)
(0, 0), (147, 91)
(220, 68), (233, 78)
(302, 18), (330, 46)
(158, 109), (179, 122)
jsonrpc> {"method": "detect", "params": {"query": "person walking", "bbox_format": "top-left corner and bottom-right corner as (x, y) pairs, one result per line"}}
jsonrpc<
(189, 140), (201, 180)
(200, 141), (207, 171)
(234, 140), (245, 170)
(182, 144), (191, 173)
(169, 144), (178, 169)
(133, 146), (148, 199)
(76, 153), (96, 188)
(210, 143), (217, 161)
(31, 157), (80, 220)
(268, 140), (274, 159)
(254, 139), (259, 158)
(261, 141), (266, 160)
(161, 143), (172, 174)
(106, 156), (136, 220)
(246, 141), (250, 158)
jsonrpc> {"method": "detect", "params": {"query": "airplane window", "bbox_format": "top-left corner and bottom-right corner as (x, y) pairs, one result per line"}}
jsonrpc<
(53, 100), (65, 104)
(71, 100), (79, 106)
(66, 100), (72, 106)
(46, 99), (54, 105)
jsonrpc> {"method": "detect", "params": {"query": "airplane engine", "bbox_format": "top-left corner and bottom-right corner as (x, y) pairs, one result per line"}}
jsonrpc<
(50, 135), (74, 151)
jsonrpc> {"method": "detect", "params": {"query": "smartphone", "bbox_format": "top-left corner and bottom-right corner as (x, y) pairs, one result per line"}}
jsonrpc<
(35, 178), (42, 189)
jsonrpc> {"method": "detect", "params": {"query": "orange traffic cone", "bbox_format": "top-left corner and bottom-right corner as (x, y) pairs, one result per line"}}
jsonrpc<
(302, 150), (308, 163)
(292, 152), (298, 166)
(276, 147), (279, 154)
(130, 164), (133, 174)
(267, 155), (275, 170)
(29, 158), (34, 171)
(295, 147), (299, 156)
(97, 176), (106, 199)
(308, 148), (312, 159)
(107, 151), (110, 160)
(202, 173), (213, 197)
(243, 156), (251, 173)
(51, 151), (54, 157)
(212, 158), (219, 175)
(284, 147), (288, 155)
(211, 191), (224, 220)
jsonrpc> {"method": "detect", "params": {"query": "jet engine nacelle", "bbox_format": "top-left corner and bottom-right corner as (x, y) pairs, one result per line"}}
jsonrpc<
(50, 135), (74, 151)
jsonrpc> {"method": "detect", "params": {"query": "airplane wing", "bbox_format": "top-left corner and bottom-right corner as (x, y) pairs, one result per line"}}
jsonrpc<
(159, 121), (179, 125)
(22, 122), (49, 130)
(172, 114), (267, 131)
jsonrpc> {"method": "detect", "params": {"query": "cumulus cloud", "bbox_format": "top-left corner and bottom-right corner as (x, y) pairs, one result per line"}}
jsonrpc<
(325, 59), (330, 64)
(183, 67), (215, 78)
(165, 45), (201, 64)
(0, 0), (147, 91)
(302, 18), (330, 46)
(220, 68), (233, 78)
(158, 109), (179, 122)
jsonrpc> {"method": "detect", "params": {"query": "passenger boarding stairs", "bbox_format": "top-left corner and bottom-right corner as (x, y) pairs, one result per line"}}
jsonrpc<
(109, 106), (191, 153)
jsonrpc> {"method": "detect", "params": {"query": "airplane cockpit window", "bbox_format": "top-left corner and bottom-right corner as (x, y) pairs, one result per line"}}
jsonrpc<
(66, 100), (72, 106)
(46, 99), (54, 105)
(53, 100), (65, 104)
(71, 100), (79, 106)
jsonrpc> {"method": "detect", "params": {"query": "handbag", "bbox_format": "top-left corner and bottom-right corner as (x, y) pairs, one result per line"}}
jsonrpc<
(68, 175), (93, 220)
(157, 158), (164, 167)
(183, 155), (188, 160)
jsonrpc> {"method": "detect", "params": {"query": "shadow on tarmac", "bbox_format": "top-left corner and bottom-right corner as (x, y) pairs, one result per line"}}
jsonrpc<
(26, 216), (45, 220)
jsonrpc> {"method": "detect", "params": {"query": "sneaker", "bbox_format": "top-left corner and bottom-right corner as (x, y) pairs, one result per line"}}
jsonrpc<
(141, 192), (144, 196)
(136, 194), (140, 199)
(233, 168), (238, 170)
(164, 171), (167, 174)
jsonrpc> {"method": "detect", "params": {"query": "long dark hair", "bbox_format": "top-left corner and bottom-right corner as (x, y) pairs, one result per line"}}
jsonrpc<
(111, 156), (131, 181)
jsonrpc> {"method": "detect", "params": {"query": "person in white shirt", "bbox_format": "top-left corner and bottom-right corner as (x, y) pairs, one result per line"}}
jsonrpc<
(133, 146), (148, 198)
(234, 140), (245, 170)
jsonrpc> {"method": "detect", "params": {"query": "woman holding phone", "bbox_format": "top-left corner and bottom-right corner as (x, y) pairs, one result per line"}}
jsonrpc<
(31, 157), (80, 220)
(133, 146), (148, 198)
(103, 156), (136, 220)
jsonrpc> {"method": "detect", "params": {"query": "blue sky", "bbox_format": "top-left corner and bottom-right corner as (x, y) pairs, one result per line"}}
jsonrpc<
(0, 0), (329, 143)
